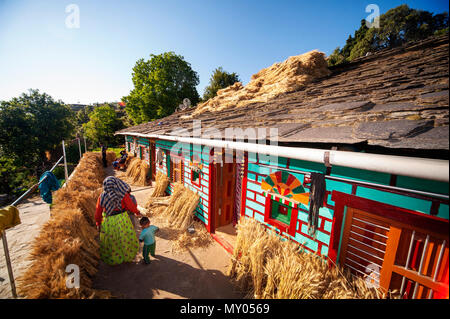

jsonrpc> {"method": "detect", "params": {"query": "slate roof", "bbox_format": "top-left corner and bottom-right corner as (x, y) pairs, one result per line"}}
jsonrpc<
(117, 35), (449, 151)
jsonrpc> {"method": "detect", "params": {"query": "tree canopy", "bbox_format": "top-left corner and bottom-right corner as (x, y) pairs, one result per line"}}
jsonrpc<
(328, 5), (449, 66)
(123, 52), (200, 124)
(0, 89), (75, 166)
(82, 105), (124, 146)
(202, 67), (240, 101)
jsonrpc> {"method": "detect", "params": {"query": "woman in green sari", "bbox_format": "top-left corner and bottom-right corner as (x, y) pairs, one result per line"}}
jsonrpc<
(95, 176), (141, 265)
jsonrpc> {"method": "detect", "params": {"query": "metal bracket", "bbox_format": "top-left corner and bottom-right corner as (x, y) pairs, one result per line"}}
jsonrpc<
(324, 151), (332, 175)
(324, 151), (332, 168)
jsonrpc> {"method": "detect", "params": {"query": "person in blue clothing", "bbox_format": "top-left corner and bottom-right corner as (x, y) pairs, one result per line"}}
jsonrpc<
(39, 171), (61, 204)
(139, 217), (159, 264)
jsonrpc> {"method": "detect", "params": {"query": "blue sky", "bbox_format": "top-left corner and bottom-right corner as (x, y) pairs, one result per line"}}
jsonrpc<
(0, 0), (448, 104)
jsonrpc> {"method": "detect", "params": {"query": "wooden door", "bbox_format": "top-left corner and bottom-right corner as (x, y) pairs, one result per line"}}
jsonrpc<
(339, 207), (449, 299)
(215, 162), (236, 229)
(150, 142), (156, 180)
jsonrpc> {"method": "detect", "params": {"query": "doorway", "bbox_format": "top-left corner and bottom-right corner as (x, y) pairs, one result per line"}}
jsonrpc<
(211, 157), (238, 247)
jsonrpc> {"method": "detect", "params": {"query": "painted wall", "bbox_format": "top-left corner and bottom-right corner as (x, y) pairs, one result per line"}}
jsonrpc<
(244, 152), (449, 257)
(127, 135), (449, 259)
(154, 139), (212, 228)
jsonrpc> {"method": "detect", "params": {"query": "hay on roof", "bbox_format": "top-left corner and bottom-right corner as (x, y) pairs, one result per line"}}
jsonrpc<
(193, 50), (331, 115)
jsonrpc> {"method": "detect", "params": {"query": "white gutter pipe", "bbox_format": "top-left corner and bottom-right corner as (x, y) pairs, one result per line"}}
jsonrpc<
(117, 132), (449, 183)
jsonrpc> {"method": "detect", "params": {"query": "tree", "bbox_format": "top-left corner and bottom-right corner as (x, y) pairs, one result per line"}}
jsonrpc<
(82, 105), (124, 146)
(328, 5), (449, 66)
(202, 67), (240, 101)
(123, 52), (200, 124)
(0, 155), (37, 195)
(0, 89), (75, 166)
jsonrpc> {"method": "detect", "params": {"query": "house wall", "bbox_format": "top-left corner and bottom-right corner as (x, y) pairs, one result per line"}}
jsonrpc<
(154, 139), (212, 228)
(244, 152), (449, 257)
(125, 135), (152, 165)
(125, 134), (449, 259)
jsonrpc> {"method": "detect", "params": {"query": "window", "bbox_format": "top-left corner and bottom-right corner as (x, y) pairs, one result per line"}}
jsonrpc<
(170, 155), (184, 183)
(264, 194), (299, 236)
(271, 201), (292, 225)
(190, 154), (202, 187)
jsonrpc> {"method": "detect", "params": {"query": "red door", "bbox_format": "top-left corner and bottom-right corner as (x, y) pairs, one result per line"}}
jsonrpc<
(214, 162), (236, 229)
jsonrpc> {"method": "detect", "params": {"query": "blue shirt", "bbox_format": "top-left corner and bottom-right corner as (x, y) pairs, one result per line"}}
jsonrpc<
(139, 225), (159, 245)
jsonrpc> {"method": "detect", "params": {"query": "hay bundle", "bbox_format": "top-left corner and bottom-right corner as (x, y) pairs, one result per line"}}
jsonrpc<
(17, 151), (110, 299)
(150, 171), (170, 197)
(229, 218), (389, 299)
(123, 155), (149, 186)
(192, 50), (331, 116)
(17, 207), (111, 298)
(106, 151), (116, 165)
(163, 183), (200, 230)
(142, 182), (212, 252)
(171, 220), (213, 253)
(53, 152), (105, 225)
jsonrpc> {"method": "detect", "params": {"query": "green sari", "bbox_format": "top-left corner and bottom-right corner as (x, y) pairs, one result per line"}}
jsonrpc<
(99, 211), (139, 265)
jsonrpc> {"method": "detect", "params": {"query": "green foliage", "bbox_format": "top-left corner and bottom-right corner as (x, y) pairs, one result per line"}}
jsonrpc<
(82, 105), (125, 146)
(0, 156), (37, 196)
(0, 89), (75, 167)
(328, 5), (449, 66)
(202, 67), (240, 101)
(51, 166), (66, 180)
(92, 146), (124, 158)
(123, 52), (200, 124)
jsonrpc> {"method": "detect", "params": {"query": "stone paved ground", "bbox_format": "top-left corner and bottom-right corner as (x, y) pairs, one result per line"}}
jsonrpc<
(1, 166), (244, 299)
(92, 168), (244, 299)
(0, 196), (50, 299)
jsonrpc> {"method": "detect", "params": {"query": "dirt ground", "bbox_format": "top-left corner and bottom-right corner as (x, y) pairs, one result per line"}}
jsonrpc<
(92, 167), (244, 299)
(0, 196), (50, 299)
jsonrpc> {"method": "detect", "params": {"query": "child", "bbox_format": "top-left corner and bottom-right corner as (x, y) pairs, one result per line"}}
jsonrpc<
(139, 217), (159, 264)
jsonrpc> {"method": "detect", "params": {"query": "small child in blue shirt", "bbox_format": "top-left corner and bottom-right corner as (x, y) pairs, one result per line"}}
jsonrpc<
(139, 217), (159, 264)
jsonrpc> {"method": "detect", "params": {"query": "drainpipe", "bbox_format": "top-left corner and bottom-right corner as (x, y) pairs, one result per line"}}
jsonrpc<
(116, 133), (449, 183)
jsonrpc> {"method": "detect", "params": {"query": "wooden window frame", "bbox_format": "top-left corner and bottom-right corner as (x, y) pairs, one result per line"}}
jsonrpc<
(170, 154), (184, 184)
(191, 168), (201, 187)
(190, 154), (202, 187)
(264, 193), (299, 237)
(329, 190), (449, 298)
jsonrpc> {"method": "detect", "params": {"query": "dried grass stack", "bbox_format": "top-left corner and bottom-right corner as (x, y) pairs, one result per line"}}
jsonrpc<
(106, 151), (116, 166)
(193, 50), (331, 116)
(17, 209), (110, 298)
(143, 182), (212, 252)
(229, 218), (389, 299)
(150, 171), (170, 198)
(123, 155), (150, 186)
(17, 152), (111, 299)
(164, 183), (200, 230)
(171, 220), (212, 252)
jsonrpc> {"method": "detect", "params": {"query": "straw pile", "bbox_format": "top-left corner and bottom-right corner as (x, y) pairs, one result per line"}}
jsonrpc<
(150, 171), (170, 198)
(17, 152), (111, 299)
(106, 151), (116, 166)
(192, 50), (331, 116)
(163, 183), (200, 230)
(229, 218), (392, 299)
(118, 155), (150, 186)
(143, 182), (212, 252)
